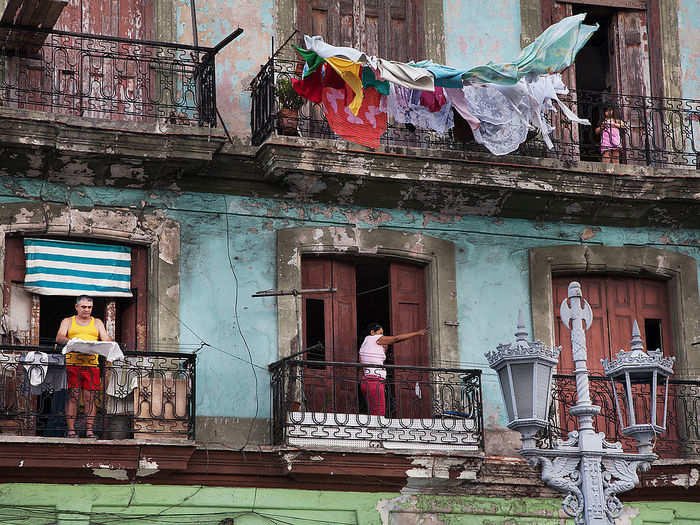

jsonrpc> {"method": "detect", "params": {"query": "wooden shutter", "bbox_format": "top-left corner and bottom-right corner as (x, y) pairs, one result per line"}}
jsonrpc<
(55, 0), (153, 38)
(552, 275), (677, 456)
(298, 0), (423, 60)
(119, 245), (148, 350)
(554, 277), (610, 375)
(390, 261), (429, 418)
(301, 257), (358, 412)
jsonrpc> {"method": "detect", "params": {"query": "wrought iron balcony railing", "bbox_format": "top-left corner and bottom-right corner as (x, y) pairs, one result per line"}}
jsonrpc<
(269, 357), (483, 451)
(545, 374), (698, 458)
(250, 52), (699, 169)
(0, 23), (217, 127)
(0, 345), (195, 439)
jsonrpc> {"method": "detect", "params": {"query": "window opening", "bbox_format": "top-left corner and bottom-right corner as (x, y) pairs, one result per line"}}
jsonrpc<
(304, 298), (326, 364)
(644, 318), (663, 353)
(572, 7), (615, 162)
(355, 259), (391, 360)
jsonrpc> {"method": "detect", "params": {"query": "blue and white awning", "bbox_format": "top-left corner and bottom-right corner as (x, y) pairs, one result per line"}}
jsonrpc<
(24, 238), (132, 297)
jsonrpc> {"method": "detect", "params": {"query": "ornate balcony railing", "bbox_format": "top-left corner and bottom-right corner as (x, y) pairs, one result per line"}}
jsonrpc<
(269, 356), (483, 451)
(0, 23), (217, 127)
(250, 51), (699, 169)
(545, 374), (698, 458)
(0, 345), (195, 439)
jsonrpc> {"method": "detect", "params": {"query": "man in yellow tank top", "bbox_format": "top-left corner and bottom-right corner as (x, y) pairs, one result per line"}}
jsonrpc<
(56, 295), (112, 438)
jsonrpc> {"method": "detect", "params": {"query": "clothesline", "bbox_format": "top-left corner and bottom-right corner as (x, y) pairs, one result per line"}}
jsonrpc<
(288, 14), (598, 153)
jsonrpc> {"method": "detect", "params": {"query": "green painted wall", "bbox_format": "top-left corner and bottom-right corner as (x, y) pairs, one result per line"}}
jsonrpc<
(1, 484), (700, 524)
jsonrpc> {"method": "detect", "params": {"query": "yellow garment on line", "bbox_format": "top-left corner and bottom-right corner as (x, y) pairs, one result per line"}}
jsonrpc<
(66, 316), (99, 366)
(325, 56), (363, 116)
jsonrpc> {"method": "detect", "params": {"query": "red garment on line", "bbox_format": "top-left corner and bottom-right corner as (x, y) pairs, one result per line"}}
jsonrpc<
(321, 86), (387, 149)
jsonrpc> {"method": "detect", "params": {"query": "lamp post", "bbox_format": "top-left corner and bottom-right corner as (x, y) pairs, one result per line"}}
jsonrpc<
(486, 281), (675, 525)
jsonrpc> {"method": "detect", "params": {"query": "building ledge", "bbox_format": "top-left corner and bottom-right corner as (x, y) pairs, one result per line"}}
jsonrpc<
(255, 137), (700, 228)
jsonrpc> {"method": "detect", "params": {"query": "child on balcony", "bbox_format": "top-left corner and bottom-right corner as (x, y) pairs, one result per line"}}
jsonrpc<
(596, 106), (628, 164)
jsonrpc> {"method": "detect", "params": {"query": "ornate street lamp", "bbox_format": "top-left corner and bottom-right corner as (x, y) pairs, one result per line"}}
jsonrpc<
(487, 281), (675, 525)
(602, 320), (675, 454)
(485, 311), (561, 448)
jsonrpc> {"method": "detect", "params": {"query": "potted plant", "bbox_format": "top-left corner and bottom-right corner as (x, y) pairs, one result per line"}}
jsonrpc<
(276, 76), (304, 136)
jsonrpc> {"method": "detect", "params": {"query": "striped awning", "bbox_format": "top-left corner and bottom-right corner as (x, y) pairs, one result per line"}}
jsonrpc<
(24, 238), (132, 297)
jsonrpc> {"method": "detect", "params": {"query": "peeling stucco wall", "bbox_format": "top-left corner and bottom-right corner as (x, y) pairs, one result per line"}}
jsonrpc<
(174, 0), (275, 140)
(444, 0), (521, 68)
(3, 175), (700, 429)
(678, 0), (700, 101)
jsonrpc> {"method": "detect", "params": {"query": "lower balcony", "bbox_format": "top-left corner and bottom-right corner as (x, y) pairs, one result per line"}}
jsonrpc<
(546, 374), (698, 459)
(269, 358), (483, 452)
(0, 345), (195, 440)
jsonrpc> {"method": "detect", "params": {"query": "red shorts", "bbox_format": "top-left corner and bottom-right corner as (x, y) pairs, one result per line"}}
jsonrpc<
(67, 366), (101, 391)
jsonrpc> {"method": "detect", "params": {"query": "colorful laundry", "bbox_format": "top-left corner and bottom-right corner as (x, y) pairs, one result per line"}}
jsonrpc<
(420, 87), (447, 113)
(361, 68), (390, 95)
(386, 85), (453, 135)
(325, 56), (364, 115)
(292, 68), (323, 103)
(374, 58), (434, 92)
(289, 14), (596, 150)
(321, 86), (387, 149)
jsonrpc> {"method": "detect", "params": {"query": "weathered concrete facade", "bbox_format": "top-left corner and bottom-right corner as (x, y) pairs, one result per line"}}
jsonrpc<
(0, 0), (698, 523)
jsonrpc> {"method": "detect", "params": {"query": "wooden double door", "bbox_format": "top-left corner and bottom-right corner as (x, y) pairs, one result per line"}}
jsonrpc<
(301, 256), (430, 417)
(552, 276), (678, 455)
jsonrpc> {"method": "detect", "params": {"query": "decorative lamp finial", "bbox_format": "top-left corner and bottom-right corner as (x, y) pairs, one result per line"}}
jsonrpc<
(630, 320), (644, 352)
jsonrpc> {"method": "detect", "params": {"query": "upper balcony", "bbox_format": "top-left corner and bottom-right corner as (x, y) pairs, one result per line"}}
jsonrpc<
(0, 23), (217, 127)
(0, 21), (233, 180)
(249, 47), (700, 229)
(251, 53), (699, 171)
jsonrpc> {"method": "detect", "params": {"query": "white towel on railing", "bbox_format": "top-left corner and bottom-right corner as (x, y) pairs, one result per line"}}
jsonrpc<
(63, 339), (124, 362)
(22, 351), (48, 386)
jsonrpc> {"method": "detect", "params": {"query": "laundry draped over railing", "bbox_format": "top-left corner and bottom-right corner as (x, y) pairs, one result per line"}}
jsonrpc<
(290, 14), (598, 152)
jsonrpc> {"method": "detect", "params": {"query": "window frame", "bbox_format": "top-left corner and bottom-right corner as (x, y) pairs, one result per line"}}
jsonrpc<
(529, 245), (700, 377)
(277, 0), (445, 64)
(0, 204), (180, 352)
(276, 227), (458, 365)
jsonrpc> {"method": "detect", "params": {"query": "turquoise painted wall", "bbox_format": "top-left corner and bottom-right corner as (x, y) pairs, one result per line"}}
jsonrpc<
(3, 177), (700, 425)
(1, 483), (700, 524)
(443, 0), (522, 70)
(173, 0), (275, 138)
(679, 0), (699, 101)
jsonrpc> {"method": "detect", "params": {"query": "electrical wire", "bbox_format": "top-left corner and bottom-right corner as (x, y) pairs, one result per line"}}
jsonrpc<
(223, 195), (261, 450)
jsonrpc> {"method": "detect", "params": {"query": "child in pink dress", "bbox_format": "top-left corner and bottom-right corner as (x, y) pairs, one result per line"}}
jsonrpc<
(595, 106), (627, 164)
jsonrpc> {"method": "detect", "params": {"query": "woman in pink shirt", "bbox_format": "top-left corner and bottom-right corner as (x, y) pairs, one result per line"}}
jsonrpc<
(359, 322), (428, 416)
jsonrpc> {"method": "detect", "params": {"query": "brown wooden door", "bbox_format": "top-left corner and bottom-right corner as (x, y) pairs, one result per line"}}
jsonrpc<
(390, 261), (429, 418)
(119, 245), (148, 351)
(298, 0), (423, 60)
(553, 276), (677, 456)
(301, 257), (358, 413)
(610, 10), (651, 164)
(48, 0), (155, 120)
